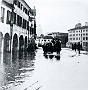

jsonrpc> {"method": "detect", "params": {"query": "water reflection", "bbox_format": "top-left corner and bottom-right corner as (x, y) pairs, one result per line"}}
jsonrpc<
(43, 53), (60, 60)
(0, 50), (36, 90)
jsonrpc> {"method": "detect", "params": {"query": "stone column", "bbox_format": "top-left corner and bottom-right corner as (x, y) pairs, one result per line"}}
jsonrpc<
(0, 37), (4, 65)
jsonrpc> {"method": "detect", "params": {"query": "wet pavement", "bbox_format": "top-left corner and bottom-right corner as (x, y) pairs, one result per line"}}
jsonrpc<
(0, 48), (88, 90)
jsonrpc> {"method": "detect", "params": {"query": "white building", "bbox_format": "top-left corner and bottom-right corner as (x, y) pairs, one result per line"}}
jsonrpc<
(36, 36), (53, 47)
(0, 0), (36, 60)
(67, 22), (88, 50)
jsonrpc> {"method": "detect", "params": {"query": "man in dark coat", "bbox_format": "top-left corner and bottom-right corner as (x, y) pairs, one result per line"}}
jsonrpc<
(77, 42), (80, 55)
(55, 39), (61, 54)
(74, 43), (76, 51)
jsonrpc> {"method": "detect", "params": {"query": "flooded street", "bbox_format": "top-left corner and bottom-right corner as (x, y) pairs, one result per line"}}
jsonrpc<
(0, 48), (88, 90)
(0, 50), (36, 90)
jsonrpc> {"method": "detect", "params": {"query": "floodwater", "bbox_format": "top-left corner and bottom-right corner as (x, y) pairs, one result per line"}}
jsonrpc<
(0, 48), (88, 90)
(0, 48), (60, 90)
(0, 50), (37, 90)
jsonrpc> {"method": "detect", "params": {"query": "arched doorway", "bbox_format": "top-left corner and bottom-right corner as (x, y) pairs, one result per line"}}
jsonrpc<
(4, 33), (10, 52)
(25, 36), (27, 50)
(24, 36), (28, 57)
(12, 34), (18, 60)
(3, 33), (10, 63)
(19, 35), (24, 59)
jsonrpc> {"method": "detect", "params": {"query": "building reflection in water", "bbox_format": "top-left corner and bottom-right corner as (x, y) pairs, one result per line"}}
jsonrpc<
(0, 50), (36, 89)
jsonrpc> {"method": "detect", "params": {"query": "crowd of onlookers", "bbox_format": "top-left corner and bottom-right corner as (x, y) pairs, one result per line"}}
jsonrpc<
(72, 42), (82, 54)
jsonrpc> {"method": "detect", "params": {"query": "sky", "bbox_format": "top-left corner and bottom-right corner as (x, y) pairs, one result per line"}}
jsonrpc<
(25, 0), (88, 35)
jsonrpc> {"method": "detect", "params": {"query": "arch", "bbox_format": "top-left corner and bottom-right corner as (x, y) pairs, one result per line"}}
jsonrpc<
(25, 36), (27, 49)
(4, 33), (10, 52)
(3, 33), (11, 63)
(19, 35), (24, 59)
(12, 34), (18, 60)
(24, 36), (28, 57)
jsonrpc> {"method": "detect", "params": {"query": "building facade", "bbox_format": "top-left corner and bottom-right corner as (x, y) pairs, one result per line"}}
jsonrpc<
(36, 35), (53, 47)
(67, 22), (88, 51)
(0, 0), (36, 61)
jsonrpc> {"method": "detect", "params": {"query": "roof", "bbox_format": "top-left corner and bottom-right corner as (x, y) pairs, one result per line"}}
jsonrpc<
(68, 26), (88, 31)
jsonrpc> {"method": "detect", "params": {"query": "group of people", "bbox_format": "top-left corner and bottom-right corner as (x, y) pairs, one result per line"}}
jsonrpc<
(27, 37), (38, 52)
(72, 42), (82, 54)
(42, 38), (61, 54)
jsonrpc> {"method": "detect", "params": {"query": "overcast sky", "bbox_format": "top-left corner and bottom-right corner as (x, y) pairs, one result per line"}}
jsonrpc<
(25, 0), (88, 34)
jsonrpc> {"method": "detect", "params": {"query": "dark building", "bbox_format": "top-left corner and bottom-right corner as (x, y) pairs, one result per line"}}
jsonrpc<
(47, 32), (68, 48)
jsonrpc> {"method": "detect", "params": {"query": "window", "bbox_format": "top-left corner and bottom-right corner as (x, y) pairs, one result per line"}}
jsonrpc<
(28, 11), (29, 15)
(83, 30), (85, 32)
(69, 31), (72, 33)
(73, 31), (75, 33)
(23, 19), (26, 29)
(83, 33), (85, 36)
(79, 37), (80, 40)
(69, 34), (72, 36)
(86, 37), (88, 40)
(83, 37), (85, 40)
(23, 6), (25, 12)
(27, 21), (29, 30)
(1, 7), (5, 23)
(73, 38), (75, 40)
(17, 15), (20, 26)
(76, 38), (78, 40)
(13, 12), (16, 24)
(19, 16), (22, 27)
(73, 34), (75, 36)
(23, 19), (25, 28)
(25, 20), (27, 29)
(18, 1), (21, 8)
(25, 8), (27, 14)
(20, 4), (23, 10)
(17, 15), (22, 27)
(6, 10), (11, 24)
(83, 42), (86, 46)
(70, 38), (72, 40)
(86, 33), (88, 35)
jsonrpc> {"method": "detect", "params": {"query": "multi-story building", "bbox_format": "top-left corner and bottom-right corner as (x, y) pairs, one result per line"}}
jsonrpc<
(0, 0), (36, 60)
(67, 22), (88, 50)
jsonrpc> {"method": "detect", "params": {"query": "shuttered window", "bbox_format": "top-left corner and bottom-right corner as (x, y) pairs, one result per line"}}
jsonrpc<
(6, 10), (11, 24)
(1, 7), (5, 23)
